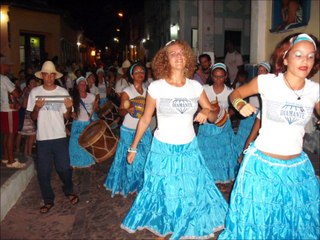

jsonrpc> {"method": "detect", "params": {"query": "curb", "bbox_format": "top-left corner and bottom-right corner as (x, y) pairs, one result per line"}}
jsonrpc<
(0, 159), (36, 221)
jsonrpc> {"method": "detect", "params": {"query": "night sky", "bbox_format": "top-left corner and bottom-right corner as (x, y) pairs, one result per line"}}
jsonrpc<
(46, 0), (145, 48)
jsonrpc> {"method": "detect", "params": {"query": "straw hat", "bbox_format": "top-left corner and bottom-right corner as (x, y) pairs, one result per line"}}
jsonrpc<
(117, 59), (131, 76)
(35, 61), (63, 79)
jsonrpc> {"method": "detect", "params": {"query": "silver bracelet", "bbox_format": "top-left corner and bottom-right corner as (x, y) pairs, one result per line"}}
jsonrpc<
(128, 147), (137, 153)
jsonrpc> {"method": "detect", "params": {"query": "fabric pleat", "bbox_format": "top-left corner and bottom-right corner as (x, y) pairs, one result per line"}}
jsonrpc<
(197, 119), (238, 183)
(121, 137), (228, 239)
(69, 120), (95, 168)
(233, 114), (257, 157)
(219, 144), (320, 240)
(104, 125), (152, 197)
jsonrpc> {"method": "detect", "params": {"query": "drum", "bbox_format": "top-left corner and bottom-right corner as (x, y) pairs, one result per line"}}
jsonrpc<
(78, 120), (118, 163)
(124, 96), (146, 119)
(97, 100), (120, 126)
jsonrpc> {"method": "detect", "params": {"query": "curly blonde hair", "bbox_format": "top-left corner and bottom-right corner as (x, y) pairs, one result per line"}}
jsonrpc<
(151, 40), (196, 80)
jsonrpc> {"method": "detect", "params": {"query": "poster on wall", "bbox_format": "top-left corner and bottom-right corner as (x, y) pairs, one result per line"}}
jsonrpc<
(270, 0), (311, 33)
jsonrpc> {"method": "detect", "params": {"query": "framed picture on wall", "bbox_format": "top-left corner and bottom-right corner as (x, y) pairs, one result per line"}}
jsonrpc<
(270, 0), (311, 33)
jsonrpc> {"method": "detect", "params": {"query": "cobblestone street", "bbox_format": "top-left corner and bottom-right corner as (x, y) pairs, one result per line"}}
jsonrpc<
(0, 157), (233, 240)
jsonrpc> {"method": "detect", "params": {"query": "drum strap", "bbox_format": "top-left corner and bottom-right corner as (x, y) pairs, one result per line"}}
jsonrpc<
(80, 99), (93, 122)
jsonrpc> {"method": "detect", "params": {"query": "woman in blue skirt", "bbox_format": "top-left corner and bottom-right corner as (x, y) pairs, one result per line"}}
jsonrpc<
(122, 40), (228, 239)
(197, 63), (238, 184)
(104, 63), (152, 197)
(219, 33), (320, 239)
(69, 76), (99, 168)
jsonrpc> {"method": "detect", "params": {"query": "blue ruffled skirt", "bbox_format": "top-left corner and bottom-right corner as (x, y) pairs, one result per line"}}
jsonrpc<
(197, 119), (238, 183)
(104, 125), (152, 197)
(219, 144), (320, 240)
(69, 120), (96, 168)
(233, 114), (257, 157)
(121, 137), (228, 240)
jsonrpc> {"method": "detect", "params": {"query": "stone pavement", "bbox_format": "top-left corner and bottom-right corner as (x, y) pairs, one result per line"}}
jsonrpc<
(0, 149), (318, 240)
(0, 154), (232, 240)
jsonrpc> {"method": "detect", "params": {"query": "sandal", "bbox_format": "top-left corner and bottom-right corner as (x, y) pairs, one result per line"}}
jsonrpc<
(40, 203), (54, 214)
(67, 194), (79, 205)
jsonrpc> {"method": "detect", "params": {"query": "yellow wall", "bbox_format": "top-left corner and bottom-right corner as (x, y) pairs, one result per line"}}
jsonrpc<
(265, 0), (320, 82)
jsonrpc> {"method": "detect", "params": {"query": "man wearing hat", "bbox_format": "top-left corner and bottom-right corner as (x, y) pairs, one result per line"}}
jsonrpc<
(115, 59), (131, 98)
(1, 55), (26, 168)
(27, 61), (79, 213)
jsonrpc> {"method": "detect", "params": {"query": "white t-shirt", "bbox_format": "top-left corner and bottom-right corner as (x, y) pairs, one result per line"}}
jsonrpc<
(77, 93), (96, 121)
(89, 85), (99, 96)
(255, 73), (319, 155)
(203, 84), (233, 111)
(27, 85), (70, 141)
(115, 78), (130, 94)
(122, 85), (147, 129)
(225, 51), (243, 83)
(1, 74), (16, 112)
(98, 82), (107, 99)
(249, 94), (261, 109)
(148, 79), (203, 144)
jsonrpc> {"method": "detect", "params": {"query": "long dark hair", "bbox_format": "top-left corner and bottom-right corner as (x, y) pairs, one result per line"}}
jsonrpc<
(72, 81), (90, 118)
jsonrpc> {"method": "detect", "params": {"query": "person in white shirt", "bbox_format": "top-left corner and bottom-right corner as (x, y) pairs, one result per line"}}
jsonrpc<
(28, 61), (79, 214)
(197, 63), (237, 186)
(115, 59), (131, 98)
(0, 56), (25, 168)
(104, 63), (152, 197)
(220, 33), (319, 240)
(224, 39), (244, 87)
(121, 40), (228, 239)
(69, 76), (98, 168)
(238, 61), (271, 163)
(96, 68), (107, 106)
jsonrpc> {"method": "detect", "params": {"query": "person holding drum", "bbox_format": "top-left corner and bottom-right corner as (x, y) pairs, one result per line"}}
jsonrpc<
(104, 62), (152, 197)
(197, 63), (238, 187)
(69, 76), (99, 168)
(96, 68), (107, 106)
(121, 40), (228, 239)
(27, 61), (79, 214)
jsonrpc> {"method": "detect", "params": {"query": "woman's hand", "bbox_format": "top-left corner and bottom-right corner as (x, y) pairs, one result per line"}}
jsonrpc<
(194, 108), (210, 124)
(239, 103), (256, 117)
(127, 152), (136, 164)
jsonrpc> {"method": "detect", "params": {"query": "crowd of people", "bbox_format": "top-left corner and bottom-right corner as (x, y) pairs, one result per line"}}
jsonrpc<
(0, 32), (319, 239)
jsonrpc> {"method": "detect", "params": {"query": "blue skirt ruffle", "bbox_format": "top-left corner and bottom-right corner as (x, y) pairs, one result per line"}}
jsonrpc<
(219, 144), (320, 240)
(121, 137), (228, 240)
(233, 114), (257, 157)
(69, 120), (96, 168)
(197, 119), (238, 183)
(104, 125), (152, 197)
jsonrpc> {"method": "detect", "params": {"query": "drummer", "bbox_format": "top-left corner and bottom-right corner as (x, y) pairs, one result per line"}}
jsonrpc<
(69, 76), (99, 168)
(104, 62), (152, 197)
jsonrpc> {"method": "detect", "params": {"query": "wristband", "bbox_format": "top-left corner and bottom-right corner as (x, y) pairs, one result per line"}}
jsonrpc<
(128, 147), (137, 153)
(232, 98), (247, 111)
(215, 109), (228, 127)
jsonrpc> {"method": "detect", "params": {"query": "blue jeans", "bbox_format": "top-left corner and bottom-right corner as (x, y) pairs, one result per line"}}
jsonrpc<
(36, 138), (73, 204)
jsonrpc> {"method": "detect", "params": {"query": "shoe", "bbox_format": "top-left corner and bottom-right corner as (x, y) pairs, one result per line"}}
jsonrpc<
(1, 159), (8, 164)
(66, 194), (79, 205)
(6, 161), (26, 169)
(40, 203), (54, 214)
